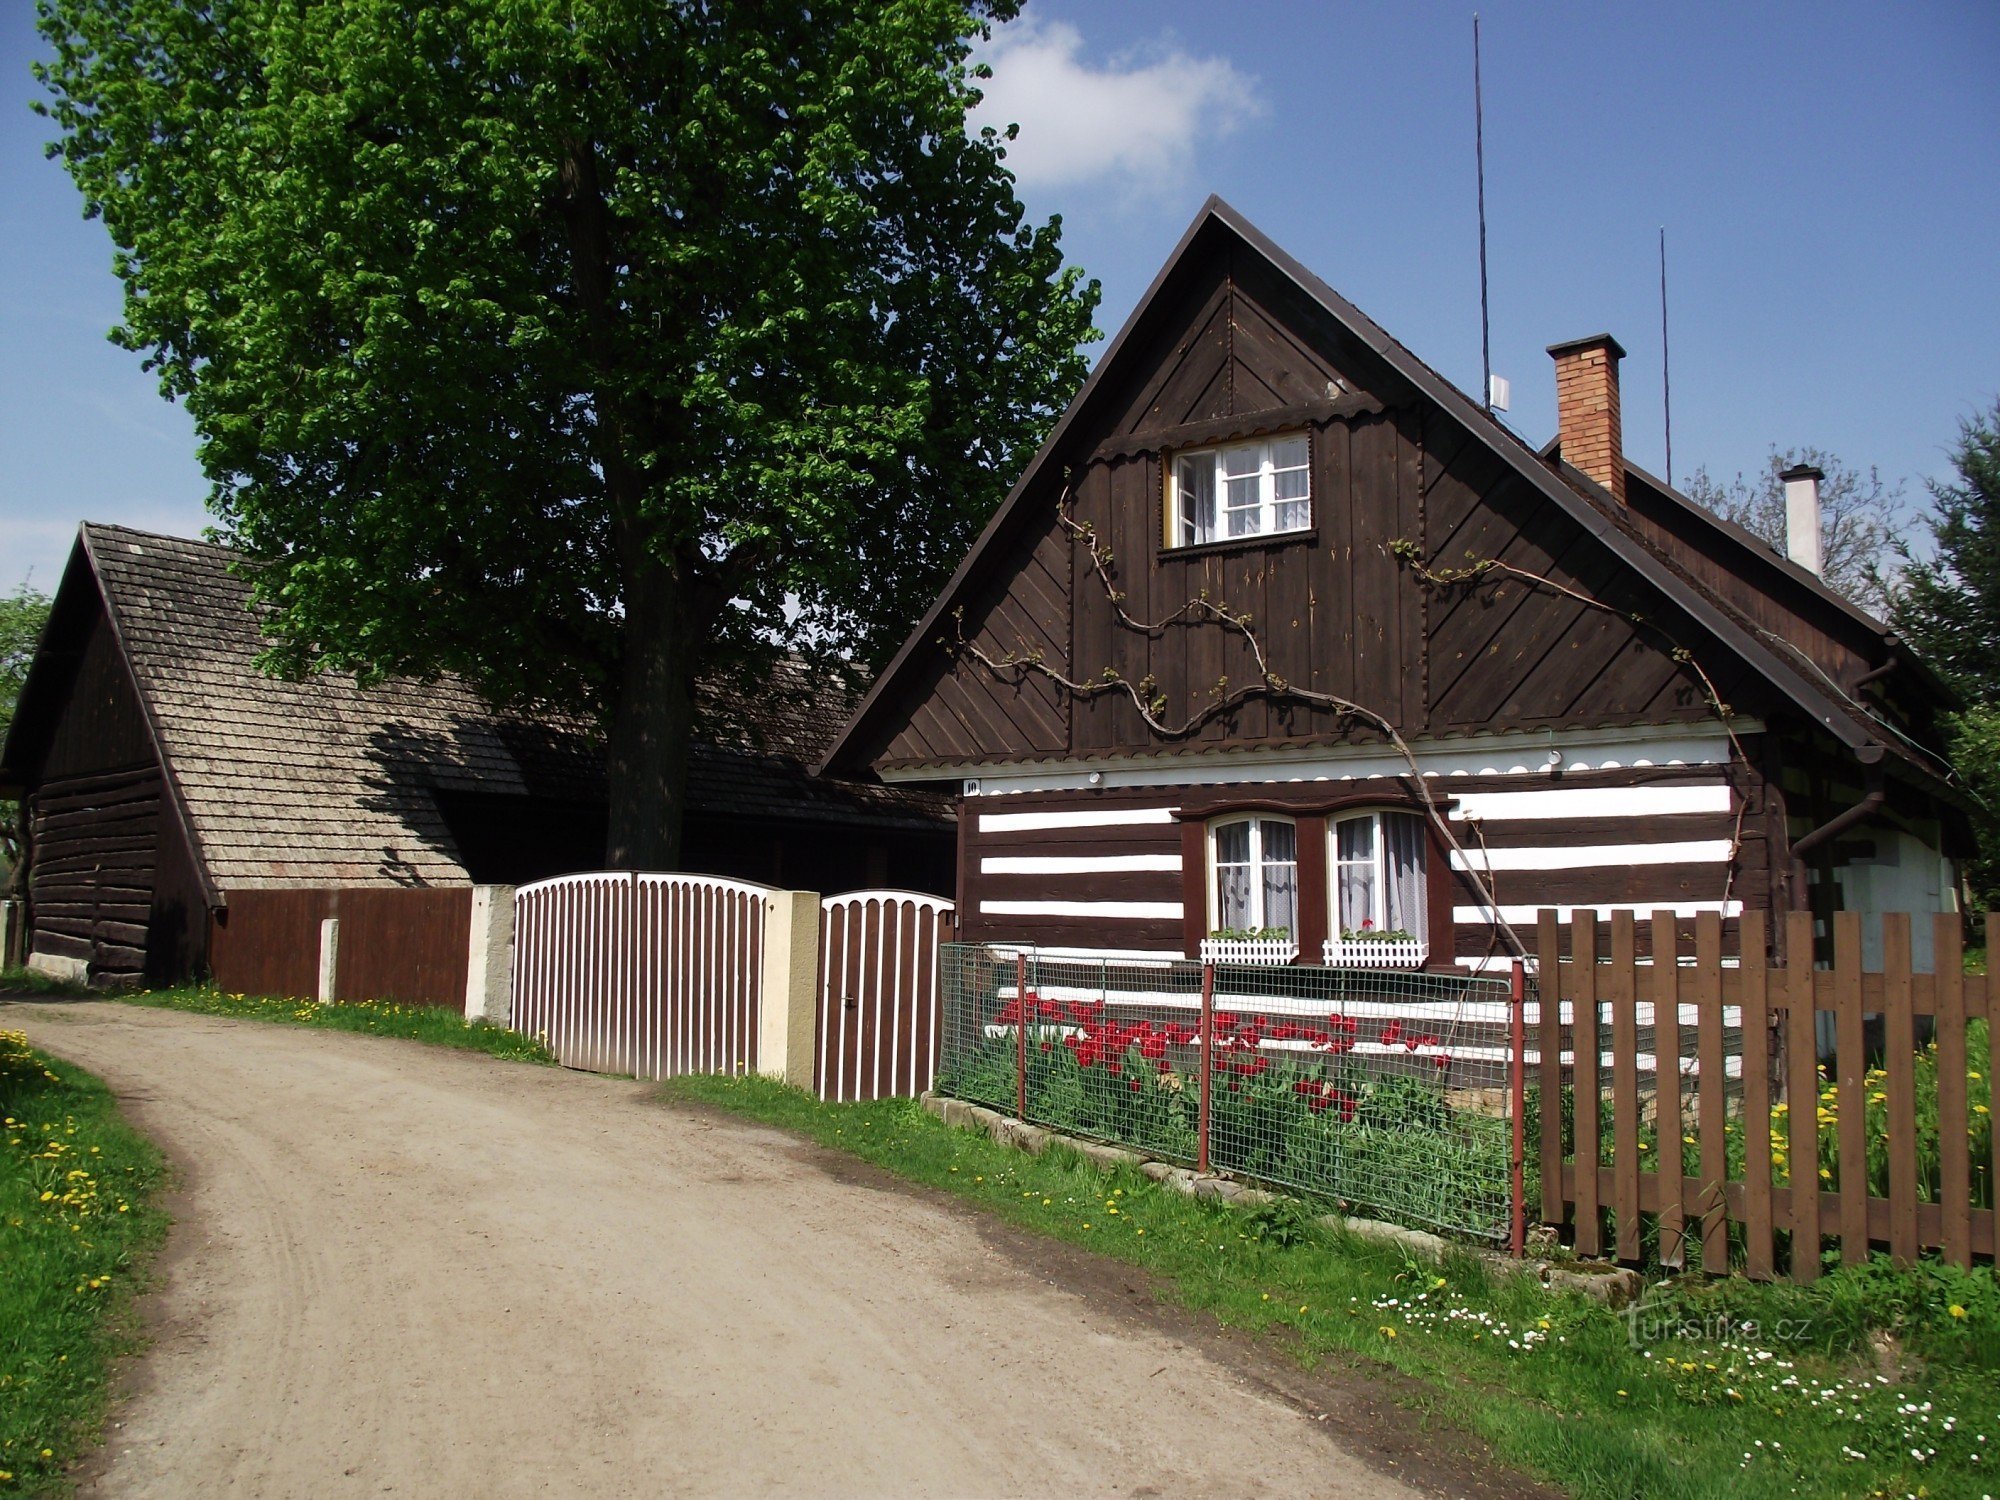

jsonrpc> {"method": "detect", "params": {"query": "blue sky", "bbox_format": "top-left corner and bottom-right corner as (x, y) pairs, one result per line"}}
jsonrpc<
(4, 1), (1996, 594)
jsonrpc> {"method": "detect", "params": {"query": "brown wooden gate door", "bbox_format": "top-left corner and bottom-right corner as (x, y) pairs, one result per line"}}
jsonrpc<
(815, 891), (955, 1102)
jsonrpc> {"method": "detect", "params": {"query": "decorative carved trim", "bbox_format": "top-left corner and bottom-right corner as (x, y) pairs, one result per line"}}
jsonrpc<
(1089, 393), (1387, 466)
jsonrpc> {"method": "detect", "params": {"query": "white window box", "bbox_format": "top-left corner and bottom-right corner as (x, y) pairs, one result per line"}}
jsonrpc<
(1200, 937), (1299, 966)
(1322, 936), (1429, 969)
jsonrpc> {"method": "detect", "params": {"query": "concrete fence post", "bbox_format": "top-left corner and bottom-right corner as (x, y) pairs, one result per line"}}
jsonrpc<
(316, 918), (340, 1002)
(0, 899), (21, 970)
(463, 885), (516, 1025)
(757, 889), (822, 1089)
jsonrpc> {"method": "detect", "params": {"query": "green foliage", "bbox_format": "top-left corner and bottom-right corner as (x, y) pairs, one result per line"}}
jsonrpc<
(1684, 446), (1904, 613)
(34, 0), (1099, 864)
(1888, 401), (2000, 906)
(0, 584), (52, 879)
(0, 1027), (168, 1494)
(1891, 400), (2000, 705)
(940, 1015), (1511, 1240)
(1205, 926), (1291, 942)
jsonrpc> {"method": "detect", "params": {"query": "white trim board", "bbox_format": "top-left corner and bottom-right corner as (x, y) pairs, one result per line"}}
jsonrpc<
(1455, 899), (1744, 925)
(912, 722), (1756, 793)
(977, 806), (1177, 833)
(981, 853), (1183, 875)
(1446, 784), (1733, 822)
(980, 899), (1185, 920)
(1450, 839), (1734, 873)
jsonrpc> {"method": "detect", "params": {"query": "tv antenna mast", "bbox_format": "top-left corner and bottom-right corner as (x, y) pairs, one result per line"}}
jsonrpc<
(1474, 15), (1493, 410)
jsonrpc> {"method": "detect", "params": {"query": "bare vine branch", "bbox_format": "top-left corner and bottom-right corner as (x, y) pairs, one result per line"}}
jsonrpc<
(946, 489), (1531, 959)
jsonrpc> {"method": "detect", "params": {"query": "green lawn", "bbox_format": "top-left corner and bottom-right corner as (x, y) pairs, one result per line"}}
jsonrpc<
(0, 971), (554, 1065)
(666, 1073), (2000, 1500)
(0, 1027), (167, 1496)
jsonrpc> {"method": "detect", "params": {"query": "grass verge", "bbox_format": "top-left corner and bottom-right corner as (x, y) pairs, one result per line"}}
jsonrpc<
(0, 970), (555, 1065)
(0, 1029), (167, 1496)
(667, 1073), (2000, 1500)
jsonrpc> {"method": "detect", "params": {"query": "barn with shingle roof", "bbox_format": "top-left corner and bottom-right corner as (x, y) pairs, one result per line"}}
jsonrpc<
(0, 523), (951, 984)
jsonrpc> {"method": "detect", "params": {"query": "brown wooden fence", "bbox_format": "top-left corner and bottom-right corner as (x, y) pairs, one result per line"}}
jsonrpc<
(1536, 908), (1995, 1281)
(208, 887), (473, 1007)
(814, 891), (955, 1102)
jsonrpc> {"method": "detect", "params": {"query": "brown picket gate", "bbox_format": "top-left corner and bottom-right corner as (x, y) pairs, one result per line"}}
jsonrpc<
(814, 891), (955, 1102)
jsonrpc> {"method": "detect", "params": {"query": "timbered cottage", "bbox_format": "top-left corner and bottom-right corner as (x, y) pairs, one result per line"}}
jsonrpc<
(823, 199), (1966, 971)
(1, 524), (952, 985)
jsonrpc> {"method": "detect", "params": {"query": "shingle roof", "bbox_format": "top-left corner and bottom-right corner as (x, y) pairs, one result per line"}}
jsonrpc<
(69, 523), (947, 892)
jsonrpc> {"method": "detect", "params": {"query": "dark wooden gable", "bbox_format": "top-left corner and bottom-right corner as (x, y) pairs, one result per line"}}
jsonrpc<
(850, 221), (1745, 774)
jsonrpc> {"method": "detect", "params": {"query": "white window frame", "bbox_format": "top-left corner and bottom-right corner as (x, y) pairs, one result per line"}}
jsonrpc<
(1206, 815), (1299, 936)
(1326, 809), (1430, 967)
(1169, 432), (1312, 548)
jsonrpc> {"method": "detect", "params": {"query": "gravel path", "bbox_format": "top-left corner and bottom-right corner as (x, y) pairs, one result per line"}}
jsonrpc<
(8, 998), (1510, 1499)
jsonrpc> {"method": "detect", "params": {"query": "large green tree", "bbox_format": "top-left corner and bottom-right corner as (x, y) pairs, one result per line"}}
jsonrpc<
(36, 0), (1097, 867)
(1890, 401), (2000, 909)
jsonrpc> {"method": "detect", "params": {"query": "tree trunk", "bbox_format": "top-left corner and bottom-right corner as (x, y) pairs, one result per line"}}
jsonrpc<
(603, 561), (697, 870)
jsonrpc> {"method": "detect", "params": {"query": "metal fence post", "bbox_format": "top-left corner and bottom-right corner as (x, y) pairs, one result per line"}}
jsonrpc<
(1198, 960), (1215, 1174)
(1014, 951), (1028, 1122)
(1510, 958), (1527, 1259)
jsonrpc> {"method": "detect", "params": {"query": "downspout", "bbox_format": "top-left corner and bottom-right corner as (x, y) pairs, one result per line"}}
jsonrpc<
(1788, 764), (1885, 912)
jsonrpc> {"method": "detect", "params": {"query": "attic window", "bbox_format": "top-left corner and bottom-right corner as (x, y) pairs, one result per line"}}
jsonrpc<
(1170, 433), (1310, 547)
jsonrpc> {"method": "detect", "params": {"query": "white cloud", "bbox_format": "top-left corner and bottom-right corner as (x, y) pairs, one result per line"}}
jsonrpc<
(969, 18), (1259, 195)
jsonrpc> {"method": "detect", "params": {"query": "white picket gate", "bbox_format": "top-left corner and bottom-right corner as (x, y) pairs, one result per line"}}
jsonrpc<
(511, 872), (769, 1079)
(814, 890), (955, 1102)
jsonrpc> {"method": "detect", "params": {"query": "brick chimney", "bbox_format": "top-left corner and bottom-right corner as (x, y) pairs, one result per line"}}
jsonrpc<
(1547, 333), (1627, 504)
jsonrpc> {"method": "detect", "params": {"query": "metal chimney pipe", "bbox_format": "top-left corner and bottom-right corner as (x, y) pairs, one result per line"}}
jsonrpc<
(1780, 462), (1825, 575)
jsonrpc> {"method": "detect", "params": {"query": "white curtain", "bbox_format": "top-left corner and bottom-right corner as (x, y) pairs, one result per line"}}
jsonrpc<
(1260, 820), (1298, 935)
(1382, 812), (1428, 940)
(1335, 815), (1378, 933)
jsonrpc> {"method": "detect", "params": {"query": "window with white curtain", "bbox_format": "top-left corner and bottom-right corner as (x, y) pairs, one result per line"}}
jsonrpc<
(1172, 433), (1310, 547)
(1209, 816), (1298, 935)
(1331, 810), (1428, 940)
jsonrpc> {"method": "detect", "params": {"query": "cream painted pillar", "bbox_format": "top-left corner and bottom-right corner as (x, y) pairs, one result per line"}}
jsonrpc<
(463, 885), (516, 1025)
(316, 918), (340, 1002)
(757, 889), (821, 1089)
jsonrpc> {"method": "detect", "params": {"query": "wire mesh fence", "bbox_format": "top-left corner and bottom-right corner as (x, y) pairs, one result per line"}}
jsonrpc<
(937, 943), (1525, 1242)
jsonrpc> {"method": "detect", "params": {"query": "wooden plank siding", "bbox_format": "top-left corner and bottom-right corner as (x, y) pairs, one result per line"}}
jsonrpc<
(868, 238), (1735, 777)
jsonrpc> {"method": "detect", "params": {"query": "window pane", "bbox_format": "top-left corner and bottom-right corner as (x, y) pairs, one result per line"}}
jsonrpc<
(1334, 815), (1377, 932)
(1214, 820), (1250, 865)
(1179, 455), (1216, 545)
(1337, 860), (1378, 933)
(1220, 443), (1264, 481)
(1382, 812), (1428, 939)
(1224, 474), (1261, 536)
(1274, 466), (1308, 502)
(1217, 863), (1252, 930)
(1271, 435), (1308, 471)
(1259, 820), (1298, 935)
(1335, 815), (1375, 863)
(1258, 818), (1296, 864)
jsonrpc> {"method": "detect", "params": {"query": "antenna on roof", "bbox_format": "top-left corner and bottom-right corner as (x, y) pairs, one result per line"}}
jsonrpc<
(1474, 14), (1493, 411)
(1659, 226), (1674, 487)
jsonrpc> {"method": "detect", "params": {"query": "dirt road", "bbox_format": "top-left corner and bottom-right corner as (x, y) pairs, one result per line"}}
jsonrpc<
(9, 999), (1520, 1499)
